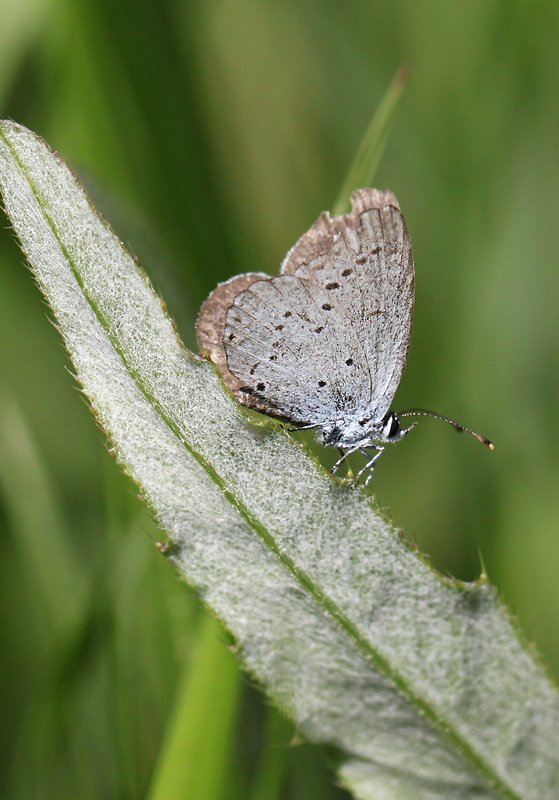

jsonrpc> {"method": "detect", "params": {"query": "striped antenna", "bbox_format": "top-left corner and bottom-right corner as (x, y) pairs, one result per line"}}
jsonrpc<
(397, 408), (495, 450)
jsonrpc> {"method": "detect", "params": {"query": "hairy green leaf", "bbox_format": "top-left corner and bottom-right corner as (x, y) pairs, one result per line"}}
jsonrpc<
(1, 121), (558, 800)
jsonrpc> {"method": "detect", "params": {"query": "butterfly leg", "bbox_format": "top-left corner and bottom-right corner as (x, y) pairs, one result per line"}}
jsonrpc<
(331, 445), (360, 476)
(354, 447), (385, 486)
(364, 453), (384, 488)
(286, 422), (321, 432)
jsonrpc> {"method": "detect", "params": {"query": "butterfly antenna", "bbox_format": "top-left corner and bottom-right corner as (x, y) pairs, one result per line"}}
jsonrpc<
(397, 408), (495, 450)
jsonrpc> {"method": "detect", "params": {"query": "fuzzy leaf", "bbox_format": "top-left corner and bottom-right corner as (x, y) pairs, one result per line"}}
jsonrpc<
(1, 121), (558, 800)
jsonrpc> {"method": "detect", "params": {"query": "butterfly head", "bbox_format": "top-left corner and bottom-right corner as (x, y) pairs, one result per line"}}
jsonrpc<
(321, 412), (417, 449)
(379, 411), (417, 444)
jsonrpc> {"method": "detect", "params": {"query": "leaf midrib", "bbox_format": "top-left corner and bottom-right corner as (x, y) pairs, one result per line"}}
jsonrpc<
(0, 124), (520, 800)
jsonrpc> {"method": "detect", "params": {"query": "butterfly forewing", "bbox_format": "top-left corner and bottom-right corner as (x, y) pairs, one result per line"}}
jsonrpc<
(281, 189), (414, 422)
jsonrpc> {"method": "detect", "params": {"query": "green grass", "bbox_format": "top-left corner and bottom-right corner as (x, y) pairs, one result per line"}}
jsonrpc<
(1, 2), (558, 798)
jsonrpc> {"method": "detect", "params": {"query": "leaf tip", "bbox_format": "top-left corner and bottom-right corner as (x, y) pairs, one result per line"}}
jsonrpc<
(394, 64), (411, 87)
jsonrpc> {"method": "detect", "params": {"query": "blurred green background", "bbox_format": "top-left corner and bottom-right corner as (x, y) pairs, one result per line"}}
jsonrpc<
(1, 1), (558, 798)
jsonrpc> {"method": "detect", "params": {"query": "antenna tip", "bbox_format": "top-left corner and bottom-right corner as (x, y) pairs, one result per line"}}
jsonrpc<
(474, 433), (495, 450)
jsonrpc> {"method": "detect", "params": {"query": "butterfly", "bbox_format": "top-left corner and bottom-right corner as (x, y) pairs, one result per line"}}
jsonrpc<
(196, 189), (493, 484)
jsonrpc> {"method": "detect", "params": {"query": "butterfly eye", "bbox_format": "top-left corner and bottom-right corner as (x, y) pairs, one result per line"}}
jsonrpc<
(382, 413), (400, 439)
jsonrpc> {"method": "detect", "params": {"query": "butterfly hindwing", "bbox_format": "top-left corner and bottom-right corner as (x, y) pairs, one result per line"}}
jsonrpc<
(224, 275), (373, 425)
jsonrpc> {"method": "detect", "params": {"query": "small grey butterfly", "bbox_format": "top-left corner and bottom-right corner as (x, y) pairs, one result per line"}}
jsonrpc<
(197, 189), (493, 484)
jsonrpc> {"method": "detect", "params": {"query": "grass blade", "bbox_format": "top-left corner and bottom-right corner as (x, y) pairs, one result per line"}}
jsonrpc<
(148, 615), (241, 800)
(332, 67), (408, 216)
